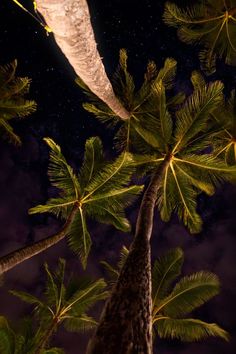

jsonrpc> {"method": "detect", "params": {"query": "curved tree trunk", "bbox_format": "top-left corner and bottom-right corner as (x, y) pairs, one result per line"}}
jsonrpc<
(0, 205), (78, 275)
(35, 0), (130, 120)
(87, 157), (171, 354)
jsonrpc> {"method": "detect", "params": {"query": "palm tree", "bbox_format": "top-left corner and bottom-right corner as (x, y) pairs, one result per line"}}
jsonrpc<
(102, 247), (229, 344)
(10, 258), (108, 354)
(82, 52), (236, 353)
(0, 315), (64, 354)
(0, 59), (36, 144)
(19, 0), (128, 120)
(0, 136), (143, 274)
(163, 0), (236, 74)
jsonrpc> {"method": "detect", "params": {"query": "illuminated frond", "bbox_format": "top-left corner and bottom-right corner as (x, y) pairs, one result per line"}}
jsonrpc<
(154, 317), (229, 342)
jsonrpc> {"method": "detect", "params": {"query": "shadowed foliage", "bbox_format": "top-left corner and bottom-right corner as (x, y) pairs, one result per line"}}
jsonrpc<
(163, 0), (236, 74)
(0, 59), (36, 144)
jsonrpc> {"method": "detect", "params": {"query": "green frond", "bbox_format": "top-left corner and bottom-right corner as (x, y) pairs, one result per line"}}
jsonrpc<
(152, 81), (173, 143)
(65, 278), (108, 315)
(112, 48), (135, 110)
(152, 248), (184, 305)
(163, 2), (207, 27)
(190, 70), (206, 90)
(63, 314), (97, 333)
(117, 245), (129, 269)
(199, 48), (217, 75)
(174, 154), (236, 185)
(78, 137), (104, 190)
(0, 60), (17, 85)
(82, 102), (119, 126)
(28, 197), (76, 219)
(0, 77), (31, 99)
(84, 152), (136, 196)
(44, 138), (81, 199)
(155, 58), (177, 90)
(0, 316), (15, 354)
(154, 317), (229, 342)
(86, 204), (131, 232)
(100, 260), (120, 284)
(174, 81), (224, 151)
(157, 271), (220, 317)
(10, 290), (43, 307)
(66, 208), (91, 269)
(0, 118), (21, 145)
(132, 122), (165, 150)
(156, 162), (202, 233)
(0, 98), (36, 118)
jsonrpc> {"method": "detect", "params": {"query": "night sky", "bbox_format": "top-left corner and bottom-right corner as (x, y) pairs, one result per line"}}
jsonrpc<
(1, 0), (236, 353)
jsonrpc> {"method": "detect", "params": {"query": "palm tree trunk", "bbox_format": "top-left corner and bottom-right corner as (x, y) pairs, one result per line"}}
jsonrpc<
(86, 156), (171, 354)
(0, 205), (78, 275)
(35, 0), (130, 120)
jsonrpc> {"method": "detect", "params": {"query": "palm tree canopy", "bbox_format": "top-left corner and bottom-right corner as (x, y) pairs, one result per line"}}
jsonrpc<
(11, 259), (108, 337)
(29, 137), (143, 267)
(77, 51), (236, 233)
(0, 315), (64, 354)
(102, 247), (229, 343)
(0, 59), (36, 144)
(163, 0), (236, 74)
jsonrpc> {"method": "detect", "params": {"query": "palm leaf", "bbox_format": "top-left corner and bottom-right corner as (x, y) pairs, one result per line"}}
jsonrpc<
(66, 208), (91, 269)
(154, 317), (229, 342)
(78, 137), (104, 190)
(156, 271), (220, 317)
(10, 290), (44, 307)
(174, 80), (224, 152)
(152, 248), (184, 306)
(63, 314), (97, 333)
(44, 138), (81, 199)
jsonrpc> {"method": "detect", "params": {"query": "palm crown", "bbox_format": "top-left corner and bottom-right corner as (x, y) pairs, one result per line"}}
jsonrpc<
(163, 0), (236, 74)
(10, 258), (108, 353)
(0, 315), (64, 354)
(0, 60), (36, 144)
(102, 247), (229, 343)
(29, 137), (143, 267)
(77, 51), (236, 233)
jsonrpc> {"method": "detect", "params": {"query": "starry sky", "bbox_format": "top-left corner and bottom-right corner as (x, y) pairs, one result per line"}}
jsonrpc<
(1, 0), (236, 353)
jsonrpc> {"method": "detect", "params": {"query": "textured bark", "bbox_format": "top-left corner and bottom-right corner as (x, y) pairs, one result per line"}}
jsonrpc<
(0, 205), (78, 275)
(35, 0), (130, 120)
(87, 157), (171, 354)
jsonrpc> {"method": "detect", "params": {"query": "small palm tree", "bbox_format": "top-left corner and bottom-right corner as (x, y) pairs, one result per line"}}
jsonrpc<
(0, 136), (143, 274)
(0, 315), (64, 354)
(102, 247), (229, 343)
(0, 59), (36, 144)
(10, 258), (108, 354)
(163, 0), (236, 74)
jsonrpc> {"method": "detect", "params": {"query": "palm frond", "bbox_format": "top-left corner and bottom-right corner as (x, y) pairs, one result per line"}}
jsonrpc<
(78, 137), (104, 190)
(84, 152), (136, 196)
(28, 197), (76, 219)
(66, 208), (91, 269)
(44, 138), (81, 199)
(0, 118), (21, 145)
(157, 271), (220, 317)
(63, 314), (97, 333)
(152, 248), (184, 305)
(65, 278), (108, 315)
(154, 317), (229, 342)
(174, 81), (224, 151)
(10, 290), (44, 307)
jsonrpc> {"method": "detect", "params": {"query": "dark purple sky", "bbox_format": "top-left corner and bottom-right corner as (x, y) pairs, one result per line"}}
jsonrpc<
(1, 0), (236, 353)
